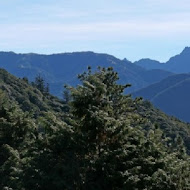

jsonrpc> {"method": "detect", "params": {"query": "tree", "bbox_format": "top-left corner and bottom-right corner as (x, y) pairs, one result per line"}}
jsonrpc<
(0, 67), (190, 189)
(67, 67), (190, 189)
(0, 97), (36, 190)
(63, 87), (71, 104)
(19, 112), (76, 190)
(22, 76), (29, 83)
(33, 75), (49, 94)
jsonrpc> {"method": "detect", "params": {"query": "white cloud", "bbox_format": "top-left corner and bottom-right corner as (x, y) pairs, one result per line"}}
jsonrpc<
(0, 0), (190, 61)
(1, 18), (190, 44)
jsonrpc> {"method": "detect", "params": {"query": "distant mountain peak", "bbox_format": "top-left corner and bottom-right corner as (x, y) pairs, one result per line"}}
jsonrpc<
(167, 46), (190, 63)
(134, 47), (190, 73)
(135, 58), (161, 63)
(0, 51), (16, 55)
(181, 46), (190, 55)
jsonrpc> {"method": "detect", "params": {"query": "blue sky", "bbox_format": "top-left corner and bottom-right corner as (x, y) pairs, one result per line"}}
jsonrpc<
(0, 0), (190, 62)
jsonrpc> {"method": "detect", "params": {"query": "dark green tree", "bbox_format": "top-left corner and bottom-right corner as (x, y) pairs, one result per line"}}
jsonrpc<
(0, 67), (190, 190)
(33, 75), (49, 94)
(67, 67), (190, 190)
(0, 96), (36, 189)
(19, 112), (77, 190)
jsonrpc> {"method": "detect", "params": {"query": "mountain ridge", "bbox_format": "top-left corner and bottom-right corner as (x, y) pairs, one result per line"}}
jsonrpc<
(135, 47), (190, 73)
(0, 51), (173, 97)
(133, 73), (190, 122)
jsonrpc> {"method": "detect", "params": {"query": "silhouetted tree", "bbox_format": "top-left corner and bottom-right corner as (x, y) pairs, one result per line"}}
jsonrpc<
(33, 74), (49, 94)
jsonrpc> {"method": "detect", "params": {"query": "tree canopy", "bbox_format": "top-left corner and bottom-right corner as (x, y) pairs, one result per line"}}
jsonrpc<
(0, 67), (190, 190)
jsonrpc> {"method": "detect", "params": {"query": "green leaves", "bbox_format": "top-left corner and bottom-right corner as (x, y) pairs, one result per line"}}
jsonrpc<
(0, 67), (190, 189)
(68, 67), (190, 189)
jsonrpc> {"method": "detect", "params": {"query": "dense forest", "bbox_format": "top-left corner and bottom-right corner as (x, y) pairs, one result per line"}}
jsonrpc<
(0, 67), (190, 189)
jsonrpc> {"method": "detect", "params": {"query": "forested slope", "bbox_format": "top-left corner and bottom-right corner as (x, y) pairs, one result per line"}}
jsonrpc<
(0, 68), (66, 118)
(0, 68), (190, 189)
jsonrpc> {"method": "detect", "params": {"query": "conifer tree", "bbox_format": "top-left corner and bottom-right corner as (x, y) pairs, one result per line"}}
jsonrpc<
(68, 67), (190, 189)
(0, 67), (190, 190)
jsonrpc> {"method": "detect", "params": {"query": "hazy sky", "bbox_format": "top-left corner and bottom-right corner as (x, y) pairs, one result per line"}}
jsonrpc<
(0, 0), (190, 62)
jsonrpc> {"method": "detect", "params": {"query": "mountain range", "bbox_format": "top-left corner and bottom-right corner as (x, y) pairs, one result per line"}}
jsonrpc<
(0, 47), (190, 122)
(0, 51), (172, 97)
(133, 47), (190, 122)
(133, 73), (190, 122)
(135, 47), (190, 73)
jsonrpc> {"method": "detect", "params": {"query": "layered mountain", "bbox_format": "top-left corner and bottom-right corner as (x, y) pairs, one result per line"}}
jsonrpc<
(134, 58), (163, 70)
(135, 47), (190, 73)
(133, 73), (190, 122)
(0, 51), (172, 97)
(166, 47), (190, 73)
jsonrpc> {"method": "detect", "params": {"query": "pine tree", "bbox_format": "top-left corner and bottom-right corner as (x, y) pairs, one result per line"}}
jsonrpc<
(1, 67), (190, 190)
(34, 74), (45, 92)
(0, 98), (36, 189)
(68, 67), (190, 189)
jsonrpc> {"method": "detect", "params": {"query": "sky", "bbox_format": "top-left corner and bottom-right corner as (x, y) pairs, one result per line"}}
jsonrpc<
(0, 0), (190, 62)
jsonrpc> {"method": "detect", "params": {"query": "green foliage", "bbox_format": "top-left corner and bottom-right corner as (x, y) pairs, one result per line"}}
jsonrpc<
(33, 74), (50, 95)
(137, 100), (190, 154)
(0, 69), (66, 118)
(68, 67), (190, 189)
(0, 98), (36, 189)
(0, 67), (190, 189)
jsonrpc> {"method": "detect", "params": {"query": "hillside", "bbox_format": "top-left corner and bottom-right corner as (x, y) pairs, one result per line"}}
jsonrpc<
(0, 68), (190, 153)
(137, 100), (190, 154)
(0, 67), (190, 189)
(135, 47), (190, 73)
(166, 47), (190, 73)
(0, 51), (173, 97)
(0, 68), (66, 118)
(133, 73), (190, 122)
